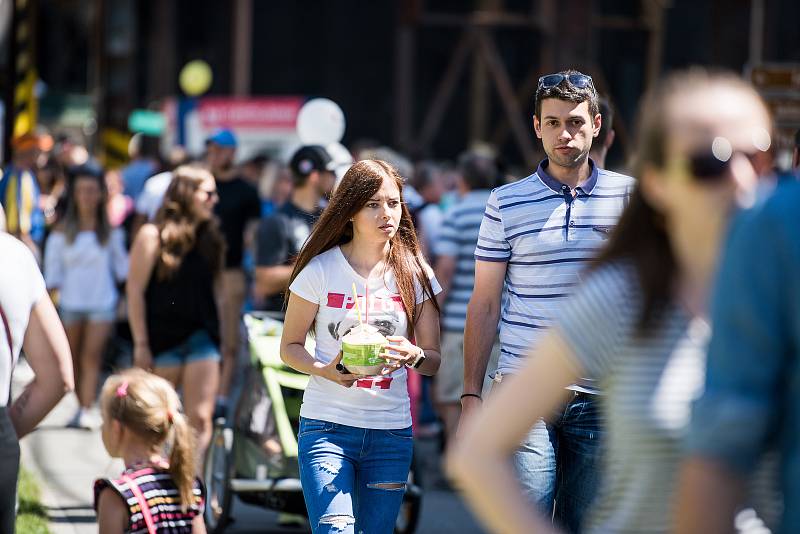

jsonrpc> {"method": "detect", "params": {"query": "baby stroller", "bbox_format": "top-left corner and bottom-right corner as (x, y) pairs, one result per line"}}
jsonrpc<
(203, 312), (422, 533)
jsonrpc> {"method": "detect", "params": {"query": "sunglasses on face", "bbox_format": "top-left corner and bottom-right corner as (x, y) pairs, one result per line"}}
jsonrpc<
(538, 72), (594, 91)
(199, 188), (219, 200)
(685, 134), (770, 182)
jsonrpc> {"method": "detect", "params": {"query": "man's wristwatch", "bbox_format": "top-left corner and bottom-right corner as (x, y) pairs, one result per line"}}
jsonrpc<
(409, 348), (426, 369)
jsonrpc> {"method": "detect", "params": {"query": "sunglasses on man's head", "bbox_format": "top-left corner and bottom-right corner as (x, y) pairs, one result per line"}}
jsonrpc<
(686, 133), (771, 182)
(538, 73), (594, 91)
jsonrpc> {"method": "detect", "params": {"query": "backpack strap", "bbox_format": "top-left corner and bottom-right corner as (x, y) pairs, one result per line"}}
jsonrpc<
(0, 302), (13, 405)
(121, 473), (157, 534)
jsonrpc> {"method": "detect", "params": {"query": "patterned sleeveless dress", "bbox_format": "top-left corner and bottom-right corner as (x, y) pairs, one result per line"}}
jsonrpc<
(94, 465), (205, 533)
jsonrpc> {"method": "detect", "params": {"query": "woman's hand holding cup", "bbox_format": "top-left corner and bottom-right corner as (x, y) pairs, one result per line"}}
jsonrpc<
(319, 351), (363, 388)
(380, 336), (422, 375)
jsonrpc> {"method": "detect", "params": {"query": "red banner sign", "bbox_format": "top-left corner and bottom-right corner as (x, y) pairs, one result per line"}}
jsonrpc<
(197, 97), (304, 130)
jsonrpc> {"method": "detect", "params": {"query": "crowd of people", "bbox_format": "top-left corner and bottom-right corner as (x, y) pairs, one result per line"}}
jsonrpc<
(0, 65), (798, 534)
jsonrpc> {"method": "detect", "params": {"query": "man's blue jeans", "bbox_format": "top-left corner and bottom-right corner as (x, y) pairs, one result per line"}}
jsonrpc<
(513, 391), (603, 533)
(298, 417), (413, 533)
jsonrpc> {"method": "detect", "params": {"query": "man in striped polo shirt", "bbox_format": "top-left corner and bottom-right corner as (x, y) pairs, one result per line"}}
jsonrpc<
(433, 150), (500, 446)
(460, 70), (634, 532)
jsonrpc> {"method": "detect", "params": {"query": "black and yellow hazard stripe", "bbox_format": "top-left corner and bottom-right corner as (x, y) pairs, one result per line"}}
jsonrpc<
(12, 0), (37, 140)
(100, 128), (132, 169)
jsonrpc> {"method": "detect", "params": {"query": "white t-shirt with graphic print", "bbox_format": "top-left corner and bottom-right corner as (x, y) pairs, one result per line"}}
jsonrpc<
(289, 246), (441, 429)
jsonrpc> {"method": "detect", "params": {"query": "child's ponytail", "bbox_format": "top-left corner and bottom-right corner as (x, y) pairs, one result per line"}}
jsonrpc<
(168, 410), (197, 511)
(100, 369), (199, 512)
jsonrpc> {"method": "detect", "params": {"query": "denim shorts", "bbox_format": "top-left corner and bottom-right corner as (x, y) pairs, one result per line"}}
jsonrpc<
(60, 307), (116, 325)
(152, 330), (220, 367)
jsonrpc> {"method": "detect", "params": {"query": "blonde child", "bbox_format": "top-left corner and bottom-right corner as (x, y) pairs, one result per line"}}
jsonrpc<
(94, 369), (206, 533)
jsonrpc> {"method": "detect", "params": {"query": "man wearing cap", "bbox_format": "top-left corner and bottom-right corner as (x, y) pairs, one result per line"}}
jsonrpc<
(205, 129), (262, 401)
(0, 133), (46, 258)
(254, 145), (336, 313)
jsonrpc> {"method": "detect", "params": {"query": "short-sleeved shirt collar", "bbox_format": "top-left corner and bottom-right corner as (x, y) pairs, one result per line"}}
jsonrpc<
(535, 158), (599, 195)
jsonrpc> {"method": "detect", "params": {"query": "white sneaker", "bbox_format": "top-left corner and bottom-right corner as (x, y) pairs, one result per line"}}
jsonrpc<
(81, 408), (103, 430)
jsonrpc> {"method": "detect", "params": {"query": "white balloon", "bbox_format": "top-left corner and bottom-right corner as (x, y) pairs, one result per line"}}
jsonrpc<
(296, 98), (346, 145)
(326, 142), (354, 187)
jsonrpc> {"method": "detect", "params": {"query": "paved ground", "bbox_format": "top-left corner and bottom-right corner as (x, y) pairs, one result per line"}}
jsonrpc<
(15, 360), (123, 534)
(14, 358), (486, 533)
(219, 437), (486, 534)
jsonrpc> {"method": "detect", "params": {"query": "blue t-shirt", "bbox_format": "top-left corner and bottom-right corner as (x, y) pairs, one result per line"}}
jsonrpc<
(434, 189), (492, 332)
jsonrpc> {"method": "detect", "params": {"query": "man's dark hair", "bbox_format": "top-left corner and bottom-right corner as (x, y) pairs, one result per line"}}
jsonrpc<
(139, 134), (162, 160)
(534, 69), (599, 120)
(412, 161), (439, 192)
(458, 151), (497, 191)
(246, 153), (269, 167)
(595, 96), (614, 147)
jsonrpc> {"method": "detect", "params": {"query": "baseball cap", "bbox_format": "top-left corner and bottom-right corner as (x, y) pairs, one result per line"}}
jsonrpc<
(205, 128), (238, 148)
(12, 132), (42, 152)
(290, 145), (335, 177)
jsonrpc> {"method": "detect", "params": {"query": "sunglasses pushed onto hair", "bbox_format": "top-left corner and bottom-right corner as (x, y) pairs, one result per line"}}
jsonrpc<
(686, 133), (771, 182)
(538, 72), (594, 91)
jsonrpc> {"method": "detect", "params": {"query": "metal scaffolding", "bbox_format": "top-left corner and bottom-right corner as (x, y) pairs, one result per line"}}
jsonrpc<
(395, 0), (669, 164)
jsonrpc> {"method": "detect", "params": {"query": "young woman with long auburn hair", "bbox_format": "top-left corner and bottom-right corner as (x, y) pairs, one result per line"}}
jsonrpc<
(280, 159), (441, 533)
(126, 164), (227, 468)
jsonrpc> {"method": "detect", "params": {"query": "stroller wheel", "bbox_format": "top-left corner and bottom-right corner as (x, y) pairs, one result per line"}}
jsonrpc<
(204, 422), (234, 533)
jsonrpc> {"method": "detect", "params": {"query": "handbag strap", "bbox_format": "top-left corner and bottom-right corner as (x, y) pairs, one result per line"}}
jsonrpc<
(121, 473), (157, 534)
(0, 302), (13, 405)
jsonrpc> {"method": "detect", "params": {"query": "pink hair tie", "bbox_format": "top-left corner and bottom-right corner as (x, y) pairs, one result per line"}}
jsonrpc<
(116, 381), (129, 398)
(167, 409), (175, 424)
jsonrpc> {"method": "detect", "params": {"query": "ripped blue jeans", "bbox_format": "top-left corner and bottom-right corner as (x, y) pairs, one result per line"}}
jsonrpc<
(298, 417), (412, 534)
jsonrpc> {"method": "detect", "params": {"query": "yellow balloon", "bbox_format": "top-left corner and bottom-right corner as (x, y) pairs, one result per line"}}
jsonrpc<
(179, 60), (213, 97)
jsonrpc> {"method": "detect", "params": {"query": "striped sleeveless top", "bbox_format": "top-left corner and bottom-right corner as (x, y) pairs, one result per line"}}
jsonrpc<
(94, 465), (205, 533)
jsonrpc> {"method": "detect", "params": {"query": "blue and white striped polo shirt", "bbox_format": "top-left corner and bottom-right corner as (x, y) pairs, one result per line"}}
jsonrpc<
(475, 159), (635, 387)
(434, 189), (492, 332)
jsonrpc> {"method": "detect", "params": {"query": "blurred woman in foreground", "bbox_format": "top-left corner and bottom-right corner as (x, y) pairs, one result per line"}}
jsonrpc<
(1, 232), (74, 532)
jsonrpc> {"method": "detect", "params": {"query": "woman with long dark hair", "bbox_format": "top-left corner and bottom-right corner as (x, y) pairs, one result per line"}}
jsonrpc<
(44, 165), (128, 429)
(126, 164), (227, 465)
(280, 159), (441, 533)
(448, 69), (773, 533)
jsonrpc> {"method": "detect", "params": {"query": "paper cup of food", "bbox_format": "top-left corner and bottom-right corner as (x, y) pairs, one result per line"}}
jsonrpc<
(341, 323), (387, 376)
